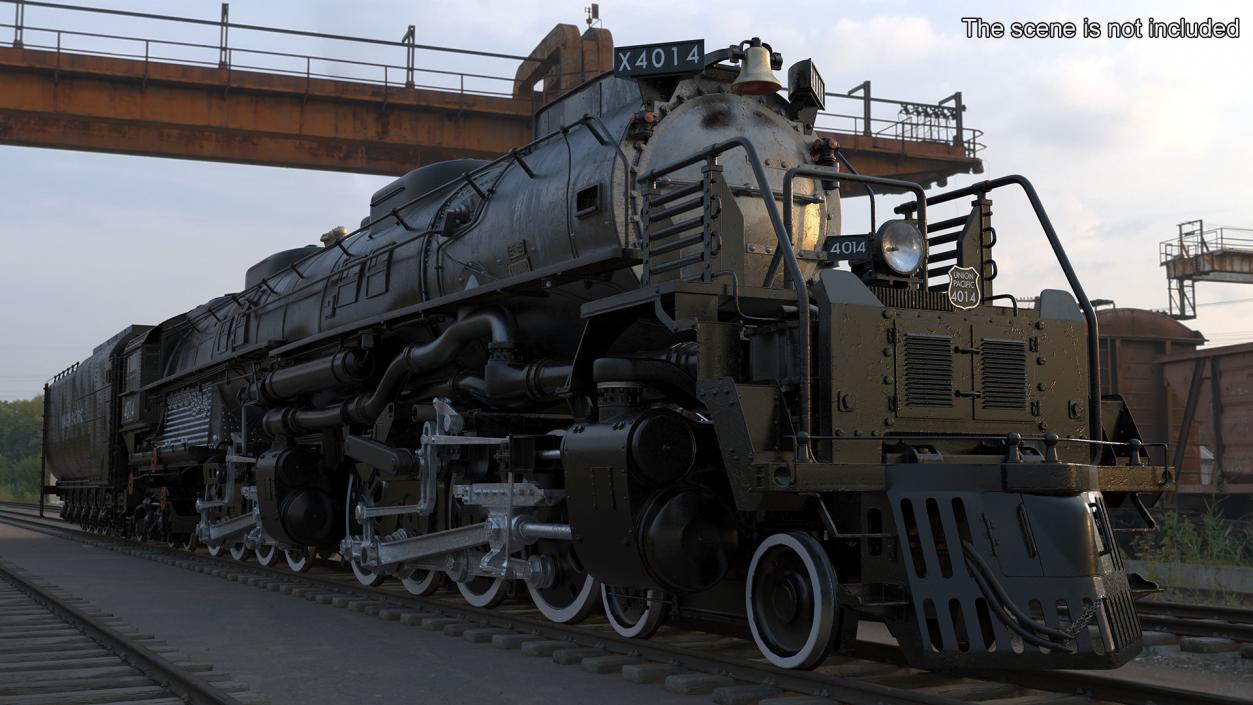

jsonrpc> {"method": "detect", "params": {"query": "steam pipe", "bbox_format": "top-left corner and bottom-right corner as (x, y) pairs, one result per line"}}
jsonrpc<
(248, 349), (372, 403)
(262, 309), (514, 436)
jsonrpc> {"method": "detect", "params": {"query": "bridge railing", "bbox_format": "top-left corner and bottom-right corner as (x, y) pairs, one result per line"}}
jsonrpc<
(1161, 224), (1253, 264)
(2, 0), (983, 154)
(1, 0), (531, 97)
(817, 81), (984, 158)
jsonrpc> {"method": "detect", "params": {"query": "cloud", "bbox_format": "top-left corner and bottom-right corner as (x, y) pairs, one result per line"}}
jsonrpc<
(825, 16), (959, 73)
(3, 0), (1253, 399)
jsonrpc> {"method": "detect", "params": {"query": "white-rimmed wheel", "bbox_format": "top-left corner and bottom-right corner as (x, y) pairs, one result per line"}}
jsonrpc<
(346, 474), (388, 587)
(458, 575), (509, 608)
(529, 573), (599, 624)
(229, 543), (251, 562)
(602, 585), (667, 638)
(400, 567), (446, 596)
(527, 544), (599, 624)
(746, 531), (838, 670)
(285, 547), (314, 573)
(206, 543), (224, 558)
(351, 558), (386, 587)
(255, 543), (279, 567)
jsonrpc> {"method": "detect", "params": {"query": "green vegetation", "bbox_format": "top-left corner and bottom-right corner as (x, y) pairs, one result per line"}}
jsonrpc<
(0, 395), (44, 502)
(1130, 501), (1253, 567)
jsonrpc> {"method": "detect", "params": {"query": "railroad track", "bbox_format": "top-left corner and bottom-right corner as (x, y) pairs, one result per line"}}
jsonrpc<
(0, 556), (260, 705)
(1137, 601), (1253, 643)
(0, 504), (1244, 705)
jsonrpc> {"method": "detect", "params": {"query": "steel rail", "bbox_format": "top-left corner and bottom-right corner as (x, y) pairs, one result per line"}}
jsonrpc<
(1, 506), (1247, 705)
(1137, 601), (1253, 642)
(0, 509), (999, 705)
(0, 556), (247, 705)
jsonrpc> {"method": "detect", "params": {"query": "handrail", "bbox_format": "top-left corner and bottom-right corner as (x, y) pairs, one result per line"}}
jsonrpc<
(637, 137), (813, 461)
(898, 175), (1102, 460)
(819, 85), (984, 158)
(767, 167), (927, 286)
(777, 166), (925, 459)
(1160, 224), (1253, 264)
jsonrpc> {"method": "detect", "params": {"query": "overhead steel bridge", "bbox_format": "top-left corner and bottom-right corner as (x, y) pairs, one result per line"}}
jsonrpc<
(0, 1), (983, 185)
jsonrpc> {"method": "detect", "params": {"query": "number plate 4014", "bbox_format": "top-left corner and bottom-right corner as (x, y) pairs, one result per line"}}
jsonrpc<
(614, 40), (705, 78)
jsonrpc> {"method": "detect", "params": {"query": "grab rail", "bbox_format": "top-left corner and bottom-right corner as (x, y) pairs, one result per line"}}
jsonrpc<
(637, 137), (813, 460)
(767, 167), (927, 286)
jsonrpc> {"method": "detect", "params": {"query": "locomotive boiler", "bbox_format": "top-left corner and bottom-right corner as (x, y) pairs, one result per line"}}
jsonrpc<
(43, 36), (1171, 671)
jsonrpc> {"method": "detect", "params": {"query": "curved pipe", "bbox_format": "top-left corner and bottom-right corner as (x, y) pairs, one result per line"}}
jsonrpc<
(263, 309), (515, 436)
(484, 359), (572, 402)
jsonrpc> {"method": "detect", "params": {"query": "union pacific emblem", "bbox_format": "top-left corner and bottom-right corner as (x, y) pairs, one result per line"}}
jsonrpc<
(947, 266), (981, 310)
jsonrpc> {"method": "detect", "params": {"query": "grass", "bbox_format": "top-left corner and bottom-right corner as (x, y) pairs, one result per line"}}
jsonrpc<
(1129, 500), (1253, 568)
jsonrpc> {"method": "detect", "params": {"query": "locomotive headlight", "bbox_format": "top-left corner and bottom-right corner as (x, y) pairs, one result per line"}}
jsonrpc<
(875, 220), (925, 276)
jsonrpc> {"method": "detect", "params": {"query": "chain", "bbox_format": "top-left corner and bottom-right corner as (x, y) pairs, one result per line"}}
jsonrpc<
(1063, 596), (1105, 640)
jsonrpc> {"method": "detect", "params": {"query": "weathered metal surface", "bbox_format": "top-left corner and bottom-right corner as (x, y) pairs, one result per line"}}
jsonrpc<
(1097, 308), (1204, 468)
(514, 24), (614, 104)
(0, 29), (980, 183)
(1160, 222), (1253, 318)
(1159, 342), (1253, 491)
(0, 44), (533, 173)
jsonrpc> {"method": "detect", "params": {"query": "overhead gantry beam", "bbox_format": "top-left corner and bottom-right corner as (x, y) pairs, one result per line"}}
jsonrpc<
(0, 45), (534, 173)
(0, 22), (981, 186)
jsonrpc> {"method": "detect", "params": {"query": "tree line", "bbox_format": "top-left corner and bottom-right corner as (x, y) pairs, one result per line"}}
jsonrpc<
(0, 395), (45, 502)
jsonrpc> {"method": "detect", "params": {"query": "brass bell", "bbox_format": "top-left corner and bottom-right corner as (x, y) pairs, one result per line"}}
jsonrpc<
(732, 38), (781, 96)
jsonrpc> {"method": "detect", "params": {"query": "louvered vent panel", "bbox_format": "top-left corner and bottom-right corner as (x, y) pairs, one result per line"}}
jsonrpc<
(905, 334), (953, 407)
(981, 338), (1027, 410)
(870, 286), (954, 311)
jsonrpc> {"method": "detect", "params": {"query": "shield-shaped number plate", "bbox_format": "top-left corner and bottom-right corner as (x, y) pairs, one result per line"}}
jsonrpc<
(947, 266), (981, 310)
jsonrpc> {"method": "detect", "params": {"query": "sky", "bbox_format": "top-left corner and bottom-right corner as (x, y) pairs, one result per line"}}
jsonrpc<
(1, 0), (1251, 400)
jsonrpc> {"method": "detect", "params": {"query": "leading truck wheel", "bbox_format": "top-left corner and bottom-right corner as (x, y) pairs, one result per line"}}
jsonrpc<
(351, 558), (386, 587)
(255, 543), (280, 567)
(457, 576), (509, 608)
(528, 573), (599, 624)
(285, 547), (314, 573)
(602, 585), (667, 639)
(400, 567), (446, 596)
(745, 532), (838, 670)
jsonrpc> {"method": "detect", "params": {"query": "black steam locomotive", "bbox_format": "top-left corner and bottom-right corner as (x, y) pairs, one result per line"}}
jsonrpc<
(44, 37), (1169, 671)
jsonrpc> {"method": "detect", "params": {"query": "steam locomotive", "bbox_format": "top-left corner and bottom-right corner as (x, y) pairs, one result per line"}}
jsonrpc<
(43, 36), (1170, 671)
